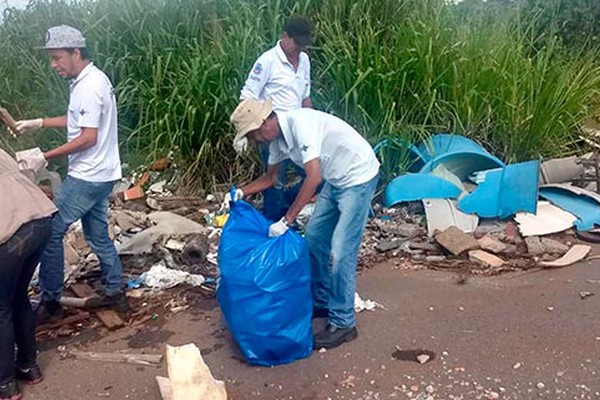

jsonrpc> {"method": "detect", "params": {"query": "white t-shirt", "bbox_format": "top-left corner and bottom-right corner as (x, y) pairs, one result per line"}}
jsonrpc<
(268, 109), (380, 188)
(67, 63), (122, 182)
(240, 41), (310, 112)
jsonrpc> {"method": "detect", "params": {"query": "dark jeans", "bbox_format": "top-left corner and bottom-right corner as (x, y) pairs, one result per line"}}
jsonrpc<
(0, 217), (52, 384)
(259, 144), (305, 222)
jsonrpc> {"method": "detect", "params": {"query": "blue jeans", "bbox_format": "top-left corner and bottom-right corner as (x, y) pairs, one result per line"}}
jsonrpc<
(305, 174), (378, 328)
(40, 176), (123, 301)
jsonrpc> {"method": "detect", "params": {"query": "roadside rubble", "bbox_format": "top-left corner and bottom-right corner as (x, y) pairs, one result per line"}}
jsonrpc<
(32, 131), (600, 338)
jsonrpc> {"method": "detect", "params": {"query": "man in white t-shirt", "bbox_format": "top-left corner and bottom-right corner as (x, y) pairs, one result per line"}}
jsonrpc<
(229, 98), (380, 350)
(16, 25), (127, 323)
(238, 16), (313, 221)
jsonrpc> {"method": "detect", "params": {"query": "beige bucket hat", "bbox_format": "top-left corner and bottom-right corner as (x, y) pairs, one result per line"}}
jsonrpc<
(230, 98), (273, 153)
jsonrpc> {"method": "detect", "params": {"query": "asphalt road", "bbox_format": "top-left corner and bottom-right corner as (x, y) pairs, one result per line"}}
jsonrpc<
(24, 259), (600, 400)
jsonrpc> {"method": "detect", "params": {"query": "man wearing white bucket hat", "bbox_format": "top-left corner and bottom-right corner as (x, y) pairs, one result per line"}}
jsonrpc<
(15, 25), (127, 324)
(229, 98), (380, 350)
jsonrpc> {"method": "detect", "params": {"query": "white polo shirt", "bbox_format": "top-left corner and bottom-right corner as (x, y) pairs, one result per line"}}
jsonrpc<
(67, 63), (122, 182)
(268, 109), (380, 188)
(240, 41), (310, 112)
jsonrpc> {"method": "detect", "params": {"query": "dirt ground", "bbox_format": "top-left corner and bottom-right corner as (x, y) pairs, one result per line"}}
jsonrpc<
(21, 258), (600, 400)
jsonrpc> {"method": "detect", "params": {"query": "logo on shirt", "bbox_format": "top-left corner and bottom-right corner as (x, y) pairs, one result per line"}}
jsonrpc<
(79, 109), (87, 116)
(253, 63), (263, 75)
(301, 145), (309, 152)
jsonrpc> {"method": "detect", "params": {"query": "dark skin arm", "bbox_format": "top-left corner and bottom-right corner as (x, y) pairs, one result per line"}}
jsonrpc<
(44, 127), (98, 160)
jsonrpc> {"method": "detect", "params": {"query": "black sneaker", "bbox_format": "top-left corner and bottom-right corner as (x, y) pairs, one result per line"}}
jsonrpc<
(0, 379), (21, 400)
(312, 307), (329, 319)
(35, 300), (63, 325)
(15, 363), (43, 385)
(313, 324), (358, 350)
(87, 292), (130, 313)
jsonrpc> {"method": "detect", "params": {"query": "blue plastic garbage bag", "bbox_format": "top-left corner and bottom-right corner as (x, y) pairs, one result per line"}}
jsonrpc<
(217, 199), (313, 366)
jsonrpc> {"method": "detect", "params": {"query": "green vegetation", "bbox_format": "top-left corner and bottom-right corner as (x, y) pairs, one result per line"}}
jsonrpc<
(0, 0), (599, 188)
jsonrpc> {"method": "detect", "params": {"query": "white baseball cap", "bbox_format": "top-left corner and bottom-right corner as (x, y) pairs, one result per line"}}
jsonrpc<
(41, 25), (87, 49)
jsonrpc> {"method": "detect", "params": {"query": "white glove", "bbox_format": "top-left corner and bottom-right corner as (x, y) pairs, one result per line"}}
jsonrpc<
(16, 148), (47, 174)
(221, 188), (244, 210)
(233, 137), (249, 154)
(269, 217), (289, 237)
(15, 118), (43, 135)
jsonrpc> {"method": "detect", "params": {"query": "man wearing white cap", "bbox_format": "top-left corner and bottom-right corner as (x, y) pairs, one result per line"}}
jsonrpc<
(16, 25), (127, 323)
(228, 98), (380, 350)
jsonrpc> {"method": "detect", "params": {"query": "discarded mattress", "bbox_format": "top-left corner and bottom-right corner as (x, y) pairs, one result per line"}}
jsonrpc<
(539, 184), (600, 231)
(416, 134), (505, 180)
(422, 198), (479, 236)
(458, 160), (540, 218)
(384, 173), (462, 207)
(514, 201), (577, 237)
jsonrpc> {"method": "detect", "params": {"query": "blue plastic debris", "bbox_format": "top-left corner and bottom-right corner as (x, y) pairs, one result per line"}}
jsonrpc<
(384, 173), (462, 207)
(458, 160), (540, 218)
(417, 134), (505, 180)
(539, 184), (600, 231)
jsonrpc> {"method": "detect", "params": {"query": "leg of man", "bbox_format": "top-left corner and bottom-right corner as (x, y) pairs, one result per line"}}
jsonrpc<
(328, 175), (378, 328)
(40, 177), (114, 302)
(81, 186), (123, 296)
(14, 219), (51, 372)
(305, 183), (338, 311)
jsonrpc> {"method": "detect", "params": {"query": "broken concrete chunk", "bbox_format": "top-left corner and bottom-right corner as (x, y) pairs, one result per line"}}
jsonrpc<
(63, 242), (80, 266)
(524, 236), (546, 256)
(376, 238), (405, 252)
(468, 250), (505, 268)
(434, 226), (480, 256)
(477, 235), (507, 254)
(540, 237), (569, 254)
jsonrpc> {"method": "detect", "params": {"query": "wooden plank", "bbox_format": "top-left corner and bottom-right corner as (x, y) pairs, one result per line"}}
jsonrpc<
(36, 312), (90, 332)
(70, 283), (125, 330)
(69, 350), (162, 366)
(0, 107), (18, 136)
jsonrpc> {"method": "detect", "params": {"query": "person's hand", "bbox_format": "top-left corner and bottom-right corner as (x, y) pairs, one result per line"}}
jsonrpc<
(15, 118), (43, 135)
(16, 148), (47, 174)
(268, 217), (289, 237)
(221, 188), (244, 210)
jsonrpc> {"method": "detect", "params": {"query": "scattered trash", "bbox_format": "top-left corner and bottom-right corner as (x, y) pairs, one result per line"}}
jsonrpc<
(67, 349), (163, 366)
(354, 292), (383, 313)
(392, 346), (436, 364)
(423, 198), (478, 237)
(140, 263), (206, 289)
(579, 290), (594, 300)
(468, 249), (505, 268)
(539, 184), (600, 231)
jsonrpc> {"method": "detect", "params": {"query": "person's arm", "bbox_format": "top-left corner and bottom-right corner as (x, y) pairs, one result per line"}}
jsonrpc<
(44, 127), (98, 160)
(241, 163), (281, 196)
(240, 55), (270, 100)
(42, 115), (68, 128)
(301, 97), (313, 108)
(283, 158), (321, 223)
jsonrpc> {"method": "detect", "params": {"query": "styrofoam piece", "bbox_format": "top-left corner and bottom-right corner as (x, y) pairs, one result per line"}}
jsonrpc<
(514, 201), (577, 237)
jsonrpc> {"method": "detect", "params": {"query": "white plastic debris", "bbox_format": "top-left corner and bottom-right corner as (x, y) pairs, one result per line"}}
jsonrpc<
(140, 262), (205, 289)
(354, 292), (383, 313)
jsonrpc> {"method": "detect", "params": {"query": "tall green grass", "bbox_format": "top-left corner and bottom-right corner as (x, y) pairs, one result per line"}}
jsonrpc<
(0, 0), (599, 188)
